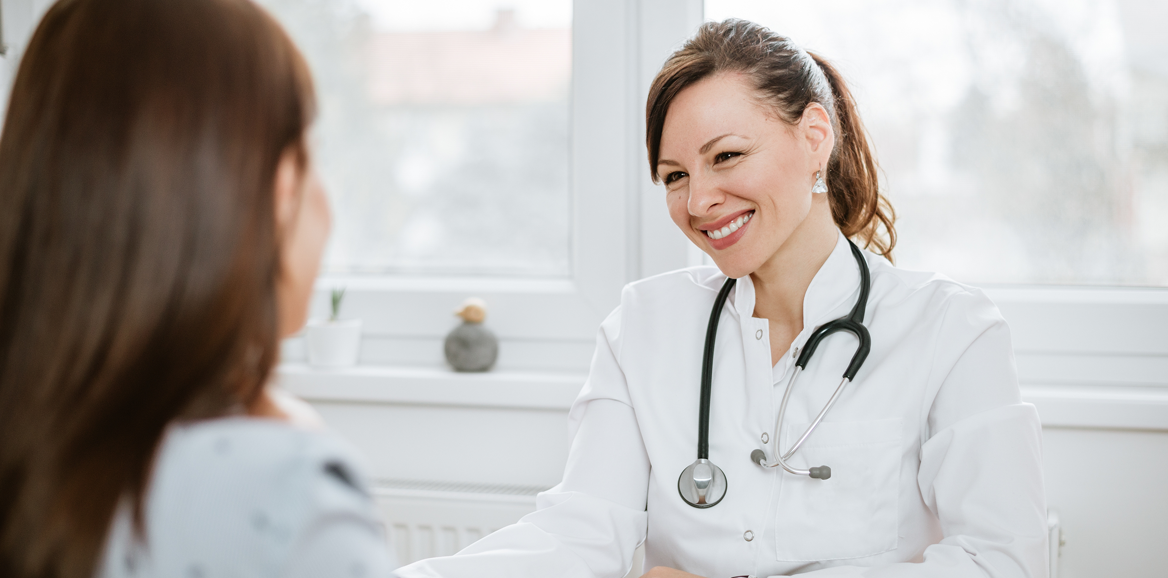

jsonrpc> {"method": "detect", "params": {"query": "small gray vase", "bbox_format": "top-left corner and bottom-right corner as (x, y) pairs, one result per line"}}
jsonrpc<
(444, 298), (498, 372)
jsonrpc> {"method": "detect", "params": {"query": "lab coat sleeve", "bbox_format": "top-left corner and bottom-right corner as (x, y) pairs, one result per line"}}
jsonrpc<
(393, 306), (650, 578)
(768, 289), (1048, 578)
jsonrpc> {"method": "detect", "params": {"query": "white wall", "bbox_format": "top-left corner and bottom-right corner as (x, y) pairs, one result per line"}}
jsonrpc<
(1043, 427), (1168, 578)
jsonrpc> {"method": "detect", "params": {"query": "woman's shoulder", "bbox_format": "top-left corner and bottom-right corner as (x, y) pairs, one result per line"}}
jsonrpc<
(866, 254), (1006, 332)
(149, 416), (371, 497)
(620, 265), (725, 306)
(590, 266), (724, 354)
(604, 266), (725, 332)
(99, 417), (385, 577)
(629, 264), (724, 291)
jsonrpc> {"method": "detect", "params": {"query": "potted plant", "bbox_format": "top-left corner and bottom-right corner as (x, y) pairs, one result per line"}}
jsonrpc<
(306, 288), (362, 368)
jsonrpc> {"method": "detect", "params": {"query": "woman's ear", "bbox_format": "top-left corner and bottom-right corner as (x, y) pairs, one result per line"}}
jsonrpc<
(271, 141), (330, 339)
(273, 147), (303, 236)
(801, 103), (835, 162)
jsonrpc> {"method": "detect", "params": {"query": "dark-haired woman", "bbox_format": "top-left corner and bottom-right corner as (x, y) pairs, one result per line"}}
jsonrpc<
(396, 19), (1047, 578)
(0, 1), (397, 577)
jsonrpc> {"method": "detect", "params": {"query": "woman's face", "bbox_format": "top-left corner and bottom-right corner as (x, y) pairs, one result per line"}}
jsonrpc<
(658, 72), (833, 279)
(275, 144), (331, 338)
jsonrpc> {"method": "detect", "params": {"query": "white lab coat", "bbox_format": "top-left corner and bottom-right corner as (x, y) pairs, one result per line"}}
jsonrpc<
(395, 232), (1048, 578)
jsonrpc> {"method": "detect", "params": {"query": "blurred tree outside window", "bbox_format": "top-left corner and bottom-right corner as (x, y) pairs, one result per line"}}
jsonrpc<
(707, 0), (1168, 286)
(257, 0), (572, 277)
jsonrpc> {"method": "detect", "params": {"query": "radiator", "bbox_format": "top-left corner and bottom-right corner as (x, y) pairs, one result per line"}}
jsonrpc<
(371, 479), (546, 567)
(373, 479), (645, 577)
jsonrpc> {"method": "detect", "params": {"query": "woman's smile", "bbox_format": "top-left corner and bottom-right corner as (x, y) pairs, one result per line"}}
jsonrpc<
(699, 209), (754, 250)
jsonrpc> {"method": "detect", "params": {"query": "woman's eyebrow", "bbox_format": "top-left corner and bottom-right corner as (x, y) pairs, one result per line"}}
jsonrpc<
(658, 133), (744, 168)
(699, 133), (739, 154)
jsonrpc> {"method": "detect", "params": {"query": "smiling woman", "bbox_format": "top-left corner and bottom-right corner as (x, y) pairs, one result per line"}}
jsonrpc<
(646, 27), (895, 361)
(393, 18), (1047, 578)
(657, 72), (840, 287)
(647, 25), (895, 267)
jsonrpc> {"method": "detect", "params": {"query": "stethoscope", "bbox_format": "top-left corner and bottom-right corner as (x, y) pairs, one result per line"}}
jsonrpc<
(678, 240), (872, 509)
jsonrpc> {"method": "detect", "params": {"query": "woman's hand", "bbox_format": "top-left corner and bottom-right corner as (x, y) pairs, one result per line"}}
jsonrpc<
(640, 567), (706, 578)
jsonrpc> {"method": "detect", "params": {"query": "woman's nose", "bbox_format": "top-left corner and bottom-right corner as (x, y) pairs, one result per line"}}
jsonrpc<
(687, 172), (724, 216)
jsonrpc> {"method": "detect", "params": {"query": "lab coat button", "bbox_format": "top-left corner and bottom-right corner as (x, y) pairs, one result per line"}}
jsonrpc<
(760, 432), (769, 444)
(743, 530), (754, 542)
(755, 329), (763, 340)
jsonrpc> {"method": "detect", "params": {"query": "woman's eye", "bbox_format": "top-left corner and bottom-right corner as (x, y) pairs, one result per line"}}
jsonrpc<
(714, 151), (742, 164)
(664, 171), (687, 185)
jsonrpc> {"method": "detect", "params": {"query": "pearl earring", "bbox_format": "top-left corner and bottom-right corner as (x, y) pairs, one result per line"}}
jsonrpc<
(811, 170), (828, 194)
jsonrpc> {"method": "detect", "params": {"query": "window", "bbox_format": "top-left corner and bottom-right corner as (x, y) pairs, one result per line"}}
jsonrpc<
(257, 0), (573, 277)
(270, 0), (672, 372)
(706, 0), (1168, 287)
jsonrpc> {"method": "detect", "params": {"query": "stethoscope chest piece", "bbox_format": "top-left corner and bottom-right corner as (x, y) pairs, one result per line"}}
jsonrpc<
(678, 458), (727, 508)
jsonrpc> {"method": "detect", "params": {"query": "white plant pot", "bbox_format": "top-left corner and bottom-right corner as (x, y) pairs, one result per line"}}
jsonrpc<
(306, 319), (362, 368)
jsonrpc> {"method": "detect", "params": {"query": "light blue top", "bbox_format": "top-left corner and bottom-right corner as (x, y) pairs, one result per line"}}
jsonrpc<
(98, 417), (397, 577)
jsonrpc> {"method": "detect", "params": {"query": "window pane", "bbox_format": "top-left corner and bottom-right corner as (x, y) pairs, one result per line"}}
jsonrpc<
(705, 0), (1168, 286)
(258, 0), (572, 277)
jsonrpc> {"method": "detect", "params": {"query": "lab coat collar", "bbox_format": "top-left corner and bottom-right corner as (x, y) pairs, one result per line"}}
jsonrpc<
(732, 231), (862, 335)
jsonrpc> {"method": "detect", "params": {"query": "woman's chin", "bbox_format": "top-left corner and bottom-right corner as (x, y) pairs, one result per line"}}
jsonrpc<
(709, 254), (758, 280)
(277, 305), (310, 340)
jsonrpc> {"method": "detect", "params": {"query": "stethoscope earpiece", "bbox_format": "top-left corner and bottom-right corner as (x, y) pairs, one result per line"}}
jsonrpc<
(751, 448), (831, 480)
(750, 449), (767, 467)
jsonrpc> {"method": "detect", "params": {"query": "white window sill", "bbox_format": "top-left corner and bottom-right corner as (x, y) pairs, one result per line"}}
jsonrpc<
(276, 363), (586, 410)
(1021, 384), (1168, 431)
(279, 363), (1168, 431)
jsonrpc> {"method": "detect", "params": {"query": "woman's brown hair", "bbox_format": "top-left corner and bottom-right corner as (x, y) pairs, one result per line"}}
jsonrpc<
(646, 18), (896, 259)
(0, 0), (314, 576)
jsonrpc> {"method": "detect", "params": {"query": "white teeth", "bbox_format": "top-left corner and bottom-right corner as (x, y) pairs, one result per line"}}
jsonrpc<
(704, 212), (753, 240)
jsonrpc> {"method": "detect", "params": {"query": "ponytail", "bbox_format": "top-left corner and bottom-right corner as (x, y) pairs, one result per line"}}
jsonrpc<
(809, 53), (896, 260)
(646, 19), (897, 260)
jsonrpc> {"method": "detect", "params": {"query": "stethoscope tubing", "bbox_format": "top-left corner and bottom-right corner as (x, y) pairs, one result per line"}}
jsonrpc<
(677, 278), (738, 509)
(765, 367), (852, 475)
(697, 277), (737, 460)
(681, 239), (873, 507)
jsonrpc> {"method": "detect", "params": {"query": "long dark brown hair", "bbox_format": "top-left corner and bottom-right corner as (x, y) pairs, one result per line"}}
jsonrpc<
(647, 19), (896, 259)
(0, 0), (315, 576)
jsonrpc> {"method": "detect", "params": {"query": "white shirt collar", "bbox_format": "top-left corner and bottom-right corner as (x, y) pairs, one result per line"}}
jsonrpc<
(732, 230), (863, 332)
